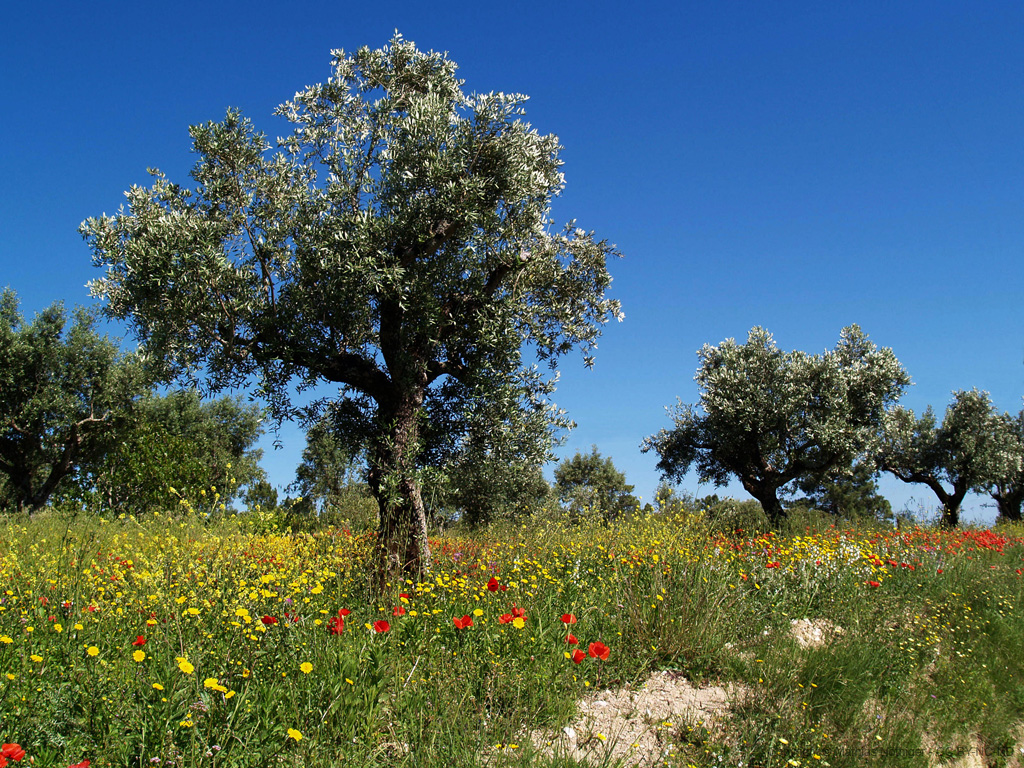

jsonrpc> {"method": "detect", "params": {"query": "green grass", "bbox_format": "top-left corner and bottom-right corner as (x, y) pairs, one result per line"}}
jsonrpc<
(0, 509), (1022, 767)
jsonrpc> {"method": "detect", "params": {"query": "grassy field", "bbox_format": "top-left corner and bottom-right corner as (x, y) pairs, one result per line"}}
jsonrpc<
(0, 508), (1022, 767)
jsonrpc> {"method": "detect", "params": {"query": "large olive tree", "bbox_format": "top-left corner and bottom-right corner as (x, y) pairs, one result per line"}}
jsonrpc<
(82, 36), (621, 581)
(878, 390), (1020, 527)
(643, 326), (909, 525)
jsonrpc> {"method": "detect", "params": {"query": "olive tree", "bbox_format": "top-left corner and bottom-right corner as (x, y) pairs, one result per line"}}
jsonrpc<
(643, 326), (909, 525)
(878, 390), (1021, 527)
(82, 35), (621, 581)
(990, 410), (1024, 522)
(0, 289), (144, 512)
(83, 390), (266, 515)
(554, 446), (638, 520)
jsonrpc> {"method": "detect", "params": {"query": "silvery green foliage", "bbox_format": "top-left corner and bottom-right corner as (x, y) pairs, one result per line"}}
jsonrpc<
(81, 35), (620, 573)
(643, 325), (909, 525)
(879, 389), (1022, 527)
(990, 410), (1024, 522)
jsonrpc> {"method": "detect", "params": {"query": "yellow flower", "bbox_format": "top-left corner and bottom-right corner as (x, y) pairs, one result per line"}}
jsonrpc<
(0, 635), (12, 644)
(74, 623), (84, 631)
(287, 727), (303, 742)
(30, 654), (43, 662)
(178, 659), (195, 675)
(133, 650), (146, 662)
(53, 623), (62, 633)
(512, 617), (525, 629)
(152, 683), (164, 690)
(300, 662), (313, 674)
(87, 646), (99, 657)
(473, 608), (483, 617)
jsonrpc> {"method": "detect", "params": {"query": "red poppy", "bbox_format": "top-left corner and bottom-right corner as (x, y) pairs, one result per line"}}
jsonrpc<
(571, 649), (586, 664)
(565, 633), (579, 645)
(338, 608), (351, 617)
(399, 593), (410, 600)
(498, 613), (513, 624)
(328, 615), (345, 635)
(69, 762), (89, 768)
(393, 606), (406, 616)
(486, 576), (507, 592)
(1, 743), (25, 761)
(131, 635), (146, 647)
(867, 580), (881, 588)
(560, 613), (577, 625)
(372, 620), (390, 633)
(261, 615), (278, 625)
(766, 561), (780, 569)
(453, 615), (473, 629)
(588, 641), (610, 661)
(510, 605), (526, 619)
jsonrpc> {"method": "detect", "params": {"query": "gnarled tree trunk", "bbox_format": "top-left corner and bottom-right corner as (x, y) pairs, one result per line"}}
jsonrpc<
(366, 392), (432, 592)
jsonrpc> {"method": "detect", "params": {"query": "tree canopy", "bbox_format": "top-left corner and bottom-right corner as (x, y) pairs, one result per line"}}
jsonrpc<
(82, 390), (266, 516)
(878, 389), (1020, 527)
(0, 289), (145, 512)
(82, 35), (621, 581)
(643, 325), (909, 525)
(990, 409), (1024, 523)
(554, 446), (638, 520)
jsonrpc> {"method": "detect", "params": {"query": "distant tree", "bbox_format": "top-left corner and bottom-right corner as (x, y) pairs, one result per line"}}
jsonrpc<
(878, 389), (1021, 527)
(0, 290), (145, 512)
(243, 479), (279, 512)
(84, 390), (266, 515)
(439, 442), (551, 527)
(643, 326), (909, 526)
(82, 35), (620, 583)
(554, 446), (638, 520)
(793, 461), (892, 522)
(990, 410), (1024, 522)
(289, 402), (368, 516)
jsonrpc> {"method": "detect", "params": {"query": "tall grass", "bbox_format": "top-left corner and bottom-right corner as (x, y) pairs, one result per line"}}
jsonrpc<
(0, 508), (1021, 767)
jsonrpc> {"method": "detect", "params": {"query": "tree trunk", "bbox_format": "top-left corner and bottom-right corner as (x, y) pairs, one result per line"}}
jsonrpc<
(741, 479), (787, 527)
(366, 393), (432, 592)
(993, 490), (1023, 522)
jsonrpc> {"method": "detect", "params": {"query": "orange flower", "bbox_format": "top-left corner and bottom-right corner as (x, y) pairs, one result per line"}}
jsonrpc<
(560, 613), (577, 625)
(453, 615), (473, 629)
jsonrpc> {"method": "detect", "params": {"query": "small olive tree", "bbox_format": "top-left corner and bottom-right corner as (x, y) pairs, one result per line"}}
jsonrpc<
(990, 410), (1024, 522)
(0, 289), (145, 512)
(82, 35), (621, 582)
(878, 389), (1021, 527)
(643, 326), (909, 525)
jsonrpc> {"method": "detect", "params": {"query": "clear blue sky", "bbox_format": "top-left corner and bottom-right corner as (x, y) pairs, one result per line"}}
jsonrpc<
(3, 1), (1022, 523)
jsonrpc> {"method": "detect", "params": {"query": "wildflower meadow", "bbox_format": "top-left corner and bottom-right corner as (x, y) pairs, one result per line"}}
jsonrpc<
(1, 508), (1022, 767)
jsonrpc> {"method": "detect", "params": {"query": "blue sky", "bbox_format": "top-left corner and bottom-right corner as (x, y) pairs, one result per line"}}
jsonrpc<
(2, 1), (1022, 522)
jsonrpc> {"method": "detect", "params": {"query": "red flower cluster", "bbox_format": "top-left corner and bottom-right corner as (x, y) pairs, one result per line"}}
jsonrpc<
(498, 603), (527, 624)
(393, 606), (406, 616)
(131, 635), (146, 647)
(453, 614), (473, 629)
(486, 576), (508, 592)
(328, 608), (350, 635)
(372, 620), (390, 634)
(260, 615), (278, 625)
(1, 743), (26, 765)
